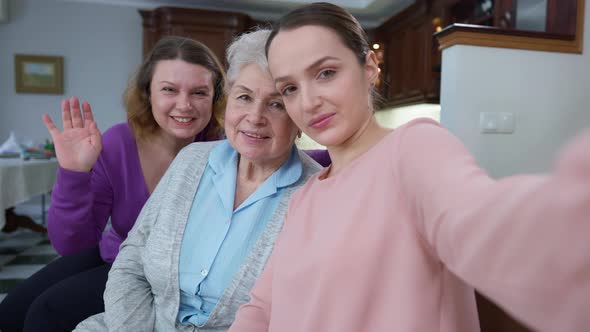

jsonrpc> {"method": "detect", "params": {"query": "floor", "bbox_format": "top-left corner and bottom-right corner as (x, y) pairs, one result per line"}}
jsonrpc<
(0, 195), (57, 303)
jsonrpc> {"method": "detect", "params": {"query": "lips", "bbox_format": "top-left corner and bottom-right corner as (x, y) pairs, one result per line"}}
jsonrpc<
(171, 116), (195, 126)
(309, 113), (335, 129)
(241, 130), (270, 140)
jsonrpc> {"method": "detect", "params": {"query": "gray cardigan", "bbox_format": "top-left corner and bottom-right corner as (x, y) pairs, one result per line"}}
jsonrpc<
(75, 141), (321, 332)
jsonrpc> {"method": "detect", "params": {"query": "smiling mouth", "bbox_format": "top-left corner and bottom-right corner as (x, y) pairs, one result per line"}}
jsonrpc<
(241, 131), (270, 139)
(171, 116), (194, 123)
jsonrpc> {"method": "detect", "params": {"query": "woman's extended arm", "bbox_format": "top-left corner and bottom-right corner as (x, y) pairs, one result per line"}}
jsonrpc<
(398, 119), (590, 332)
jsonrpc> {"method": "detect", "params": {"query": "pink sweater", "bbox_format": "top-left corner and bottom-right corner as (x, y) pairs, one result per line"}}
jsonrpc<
(230, 118), (590, 332)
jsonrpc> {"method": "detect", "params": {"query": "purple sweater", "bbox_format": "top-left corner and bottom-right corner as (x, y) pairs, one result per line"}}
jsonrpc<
(48, 123), (331, 263)
(48, 123), (151, 262)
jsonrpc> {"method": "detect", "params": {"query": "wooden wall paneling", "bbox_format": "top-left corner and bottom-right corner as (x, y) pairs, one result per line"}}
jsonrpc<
(139, 9), (160, 58)
(139, 7), (254, 63)
(546, 0), (578, 35)
(384, 29), (405, 101)
(170, 25), (236, 64)
(416, 18), (437, 100)
(377, 0), (432, 106)
(376, 0), (443, 106)
(403, 24), (421, 99)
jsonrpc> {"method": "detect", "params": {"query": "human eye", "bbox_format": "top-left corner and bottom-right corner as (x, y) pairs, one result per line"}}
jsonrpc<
(318, 69), (336, 80)
(161, 86), (175, 93)
(268, 100), (285, 111)
(280, 85), (297, 97)
(237, 94), (251, 102)
(192, 90), (208, 96)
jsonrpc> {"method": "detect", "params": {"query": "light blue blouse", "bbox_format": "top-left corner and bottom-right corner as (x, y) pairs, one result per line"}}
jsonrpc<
(177, 140), (302, 327)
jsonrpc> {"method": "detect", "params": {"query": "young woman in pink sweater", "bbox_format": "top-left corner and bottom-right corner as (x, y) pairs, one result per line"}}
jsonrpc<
(229, 2), (590, 332)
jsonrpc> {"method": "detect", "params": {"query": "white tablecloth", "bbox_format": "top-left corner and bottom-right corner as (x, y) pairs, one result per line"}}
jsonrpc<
(0, 158), (58, 230)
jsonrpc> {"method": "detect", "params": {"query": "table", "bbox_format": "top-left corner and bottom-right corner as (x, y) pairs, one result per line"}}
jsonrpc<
(0, 158), (58, 230)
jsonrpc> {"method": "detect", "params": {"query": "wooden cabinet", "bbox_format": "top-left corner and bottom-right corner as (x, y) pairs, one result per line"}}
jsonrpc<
(139, 7), (258, 65)
(374, 0), (578, 107)
(375, 1), (440, 107)
(140, 0), (580, 108)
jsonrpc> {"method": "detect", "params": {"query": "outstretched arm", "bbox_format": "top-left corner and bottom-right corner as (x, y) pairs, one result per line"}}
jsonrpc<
(398, 119), (590, 332)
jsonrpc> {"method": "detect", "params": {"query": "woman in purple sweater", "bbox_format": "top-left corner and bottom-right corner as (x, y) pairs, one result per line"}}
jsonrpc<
(0, 36), (226, 332)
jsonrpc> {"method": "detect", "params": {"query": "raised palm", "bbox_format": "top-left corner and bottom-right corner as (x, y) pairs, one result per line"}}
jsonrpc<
(42, 96), (102, 172)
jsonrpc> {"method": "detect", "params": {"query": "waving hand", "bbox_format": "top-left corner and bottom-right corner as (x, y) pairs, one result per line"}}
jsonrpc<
(42, 96), (103, 172)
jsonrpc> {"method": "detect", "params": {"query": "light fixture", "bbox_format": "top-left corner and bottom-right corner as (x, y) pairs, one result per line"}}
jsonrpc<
(372, 43), (380, 50)
(432, 17), (443, 33)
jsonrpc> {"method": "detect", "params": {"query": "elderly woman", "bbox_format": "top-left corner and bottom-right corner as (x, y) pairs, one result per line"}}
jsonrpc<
(74, 29), (322, 332)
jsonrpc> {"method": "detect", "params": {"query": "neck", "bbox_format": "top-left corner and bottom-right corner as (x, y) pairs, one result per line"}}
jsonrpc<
(234, 153), (289, 209)
(237, 153), (288, 185)
(325, 114), (391, 177)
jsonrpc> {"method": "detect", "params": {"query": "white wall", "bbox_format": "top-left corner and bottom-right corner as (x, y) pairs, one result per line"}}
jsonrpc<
(440, 4), (590, 178)
(0, 0), (142, 145)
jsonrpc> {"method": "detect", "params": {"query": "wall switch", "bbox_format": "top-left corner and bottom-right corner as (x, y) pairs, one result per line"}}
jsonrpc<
(480, 112), (514, 134)
(480, 112), (499, 133)
(497, 112), (515, 133)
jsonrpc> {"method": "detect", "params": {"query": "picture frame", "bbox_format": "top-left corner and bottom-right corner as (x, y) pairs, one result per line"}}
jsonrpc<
(14, 54), (64, 94)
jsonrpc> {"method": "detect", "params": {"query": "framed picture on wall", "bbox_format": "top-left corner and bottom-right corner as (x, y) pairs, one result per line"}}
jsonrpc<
(14, 54), (64, 94)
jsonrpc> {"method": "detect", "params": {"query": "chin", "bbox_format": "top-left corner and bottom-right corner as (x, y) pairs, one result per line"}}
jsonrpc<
(173, 129), (200, 140)
(309, 132), (344, 148)
(238, 148), (264, 159)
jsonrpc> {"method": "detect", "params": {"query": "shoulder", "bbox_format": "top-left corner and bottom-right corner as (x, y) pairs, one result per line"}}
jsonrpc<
(178, 140), (223, 158)
(391, 118), (477, 181)
(96, 123), (136, 166)
(100, 122), (135, 152)
(393, 117), (449, 145)
(400, 117), (441, 129)
(102, 122), (133, 142)
(391, 118), (468, 163)
(373, 118), (454, 162)
(169, 140), (224, 172)
(286, 153), (324, 206)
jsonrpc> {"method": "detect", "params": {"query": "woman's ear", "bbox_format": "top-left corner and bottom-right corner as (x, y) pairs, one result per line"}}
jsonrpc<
(364, 50), (379, 87)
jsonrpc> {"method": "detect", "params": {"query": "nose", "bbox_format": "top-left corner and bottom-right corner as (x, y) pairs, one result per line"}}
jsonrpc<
(177, 94), (192, 112)
(299, 84), (320, 114)
(246, 101), (267, 126)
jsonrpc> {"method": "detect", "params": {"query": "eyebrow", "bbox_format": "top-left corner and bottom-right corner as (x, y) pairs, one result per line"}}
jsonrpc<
(233, 84), (282, 98)
(158, 81), (211, 89)
(274, 56), (340, 84)
(234, 85), (253, 93)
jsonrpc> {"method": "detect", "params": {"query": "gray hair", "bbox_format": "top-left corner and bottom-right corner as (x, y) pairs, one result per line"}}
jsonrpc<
(225, 28), (272, 92)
